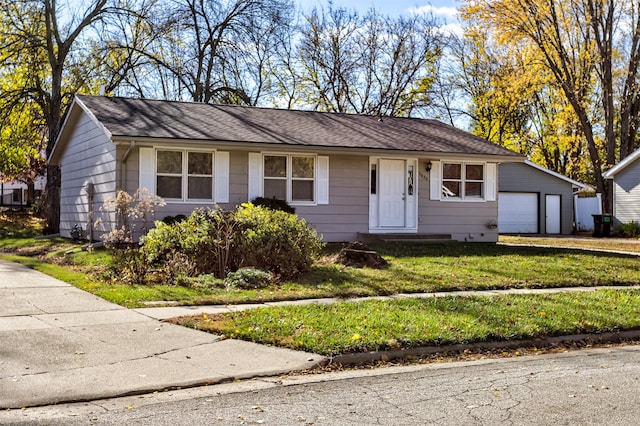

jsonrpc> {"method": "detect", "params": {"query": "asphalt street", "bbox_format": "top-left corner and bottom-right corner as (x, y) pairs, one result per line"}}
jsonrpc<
(3, 343), (639, 425)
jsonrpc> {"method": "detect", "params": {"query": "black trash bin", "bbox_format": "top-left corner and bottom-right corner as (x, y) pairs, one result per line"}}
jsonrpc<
(592, 214), (612, 237)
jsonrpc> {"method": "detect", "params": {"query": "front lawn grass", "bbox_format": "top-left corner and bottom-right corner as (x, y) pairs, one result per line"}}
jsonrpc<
(2, 242), (640, 308)
(500, 235), (640, 254)
(177, 289), (640, 355)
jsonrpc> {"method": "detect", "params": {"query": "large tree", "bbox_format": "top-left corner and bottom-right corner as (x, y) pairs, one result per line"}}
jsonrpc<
(102, 0), (294, 104)
(437, 28), (589, 182)
(461, 0), (640, 211)
(296, 7), (442, 116)
(1, 0), (113, 231)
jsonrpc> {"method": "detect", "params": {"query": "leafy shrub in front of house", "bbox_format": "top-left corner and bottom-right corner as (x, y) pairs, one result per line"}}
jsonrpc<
(234, 203), (324, 279)
(138, 203), (323, 284)
(141, 207), (239, 279)
(616, 221), (640, 238)
(223, 268), (273, 290)
(250, 196), (296, 214)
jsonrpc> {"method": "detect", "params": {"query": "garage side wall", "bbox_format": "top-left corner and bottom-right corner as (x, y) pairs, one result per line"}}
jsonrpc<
(612, 159), (640, 225)
(57, 112), (116, 240)
(498, 163), (574, 234)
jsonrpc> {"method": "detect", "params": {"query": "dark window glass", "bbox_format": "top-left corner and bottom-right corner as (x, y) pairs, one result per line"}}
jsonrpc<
(442, 181), (460, 198)
(264, 156), (287, 177)
(466, 164), (484, 181)
(370, 164), (377, 194)
(157, 176), (182, 198)
(443, 163), (461, 180)
(157, 151), (182, 174)
(263, 179), (287, 200)
(188, 152), (212, 175)
(188, 176), (212, 199)
(292, 180), (314, 201)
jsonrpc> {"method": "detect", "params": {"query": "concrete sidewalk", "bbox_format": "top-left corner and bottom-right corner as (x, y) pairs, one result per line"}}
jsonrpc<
(0, 260), (324, 409)
(133, 285), (640, 320)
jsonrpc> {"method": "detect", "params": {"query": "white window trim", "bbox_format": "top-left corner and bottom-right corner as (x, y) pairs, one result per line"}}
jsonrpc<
(440, 161), (488, 202)
(248, 152), (329, 205)
(144, 147), (226, 203)
(262, 152), (317, 206)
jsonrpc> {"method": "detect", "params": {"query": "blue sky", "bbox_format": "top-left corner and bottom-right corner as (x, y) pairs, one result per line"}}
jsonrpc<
(296, 0), (461, 20)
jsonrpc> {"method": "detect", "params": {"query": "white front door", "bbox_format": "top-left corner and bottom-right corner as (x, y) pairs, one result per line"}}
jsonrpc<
(379, 159), (406, 227)
(546, 194), (561, 234)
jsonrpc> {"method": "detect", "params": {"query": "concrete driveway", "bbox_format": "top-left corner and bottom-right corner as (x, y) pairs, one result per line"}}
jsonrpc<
(0, 260), (323, 409)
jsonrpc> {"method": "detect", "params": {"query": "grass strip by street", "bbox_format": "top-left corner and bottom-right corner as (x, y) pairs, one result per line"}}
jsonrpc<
(172, 289), (640, 356)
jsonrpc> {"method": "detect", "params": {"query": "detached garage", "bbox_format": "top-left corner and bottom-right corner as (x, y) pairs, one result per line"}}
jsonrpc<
(498, 161), (587, 234)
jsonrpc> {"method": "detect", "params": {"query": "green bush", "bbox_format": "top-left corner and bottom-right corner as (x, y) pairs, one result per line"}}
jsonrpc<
(138, 204), (323, 284)
(234, 203), (323, 279)
(223, 268), (273, 289)
(141, 207), (239, 279)
(616, 221), (640, 238)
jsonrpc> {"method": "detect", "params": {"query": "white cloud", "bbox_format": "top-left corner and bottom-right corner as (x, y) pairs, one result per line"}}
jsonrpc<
(409, 4), (463, 36)
(409, 5), (459, 20)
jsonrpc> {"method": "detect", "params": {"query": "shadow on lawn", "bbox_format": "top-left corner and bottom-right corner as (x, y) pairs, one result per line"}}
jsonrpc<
(373, 241), (640, 260)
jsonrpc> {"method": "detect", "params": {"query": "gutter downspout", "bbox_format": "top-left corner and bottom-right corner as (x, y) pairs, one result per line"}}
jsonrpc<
(121, 141), (136, 190)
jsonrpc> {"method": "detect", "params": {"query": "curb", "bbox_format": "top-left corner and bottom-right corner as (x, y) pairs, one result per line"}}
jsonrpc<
(327, 329), (640, 366)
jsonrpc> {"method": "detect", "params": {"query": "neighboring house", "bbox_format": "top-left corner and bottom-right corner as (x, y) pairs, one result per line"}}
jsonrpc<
(0, 175), (46, 207)
(48, 95), (523, 243)
(498, 161), (588, 234)
(603, 148), (640, 226)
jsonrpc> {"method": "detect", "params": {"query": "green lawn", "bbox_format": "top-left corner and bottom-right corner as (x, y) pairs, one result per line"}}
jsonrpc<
(176, 289), (640, 355)
(4, 213), (640, 356)
(2, 239), (640, 307)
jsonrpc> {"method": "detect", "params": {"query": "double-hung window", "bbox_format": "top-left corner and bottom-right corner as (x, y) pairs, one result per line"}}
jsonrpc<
(156, 149), (214, 201)
(263, 154), (315, 203)
(442, 162), (484, 200)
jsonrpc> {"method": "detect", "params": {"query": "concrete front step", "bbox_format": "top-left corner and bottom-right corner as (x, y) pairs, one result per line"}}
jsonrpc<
(358, 233), (452, 243)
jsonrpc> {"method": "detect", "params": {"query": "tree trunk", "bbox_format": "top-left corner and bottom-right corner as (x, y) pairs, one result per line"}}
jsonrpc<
(43, 165), (60, 234)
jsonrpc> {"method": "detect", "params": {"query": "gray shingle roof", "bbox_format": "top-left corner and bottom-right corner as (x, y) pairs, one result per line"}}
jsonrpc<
(76, 95), (521, 157)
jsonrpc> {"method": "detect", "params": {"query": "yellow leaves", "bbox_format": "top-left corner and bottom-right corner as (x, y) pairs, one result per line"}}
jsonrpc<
(351, 333), (362, 341)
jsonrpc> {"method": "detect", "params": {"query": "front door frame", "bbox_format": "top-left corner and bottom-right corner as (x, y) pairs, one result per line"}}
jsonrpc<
(368, 156), (418, 233)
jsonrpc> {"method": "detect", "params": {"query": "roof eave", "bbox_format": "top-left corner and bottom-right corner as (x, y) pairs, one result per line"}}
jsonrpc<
(524, 160), (589, 189)
(111, 135), (524, 161)
(603, 148), (640, 178)
(48, 96), (114, 164)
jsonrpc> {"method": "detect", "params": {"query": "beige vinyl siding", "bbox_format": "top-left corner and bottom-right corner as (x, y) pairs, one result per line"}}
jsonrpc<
(498, 162), (575, 234)
(612, 159), (640, 225)
(126, 150), (368, 241)
(418, 196), (499, 242)
(58, 112), (116, 240)
(295, 155), (369, 241)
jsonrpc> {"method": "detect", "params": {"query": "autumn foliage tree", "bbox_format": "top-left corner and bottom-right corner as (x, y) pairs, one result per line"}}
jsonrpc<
(461, 0), (640, 211)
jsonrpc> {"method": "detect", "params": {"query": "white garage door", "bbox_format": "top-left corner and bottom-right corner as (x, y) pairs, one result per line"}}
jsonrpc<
(499, 193), (538, 233)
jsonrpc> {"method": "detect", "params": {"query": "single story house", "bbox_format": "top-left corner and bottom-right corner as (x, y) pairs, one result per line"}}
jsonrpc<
(48, 95), (524, 243)
(603, 148), (640, 226)
(498, 161), (588, 234)
(0, 175), (46, 207)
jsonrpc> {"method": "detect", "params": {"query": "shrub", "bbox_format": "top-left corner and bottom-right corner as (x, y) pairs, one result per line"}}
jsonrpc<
(234, 203), (323, 279)
(138, 204), (323, 284)
(223, 268), (273, 290)
(177, 274), (224, 289)
(141, 207), (240, 279)
(95, 189), (165, 284)
(251, 196), (296, 214)
(616, 221), (640, 238)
